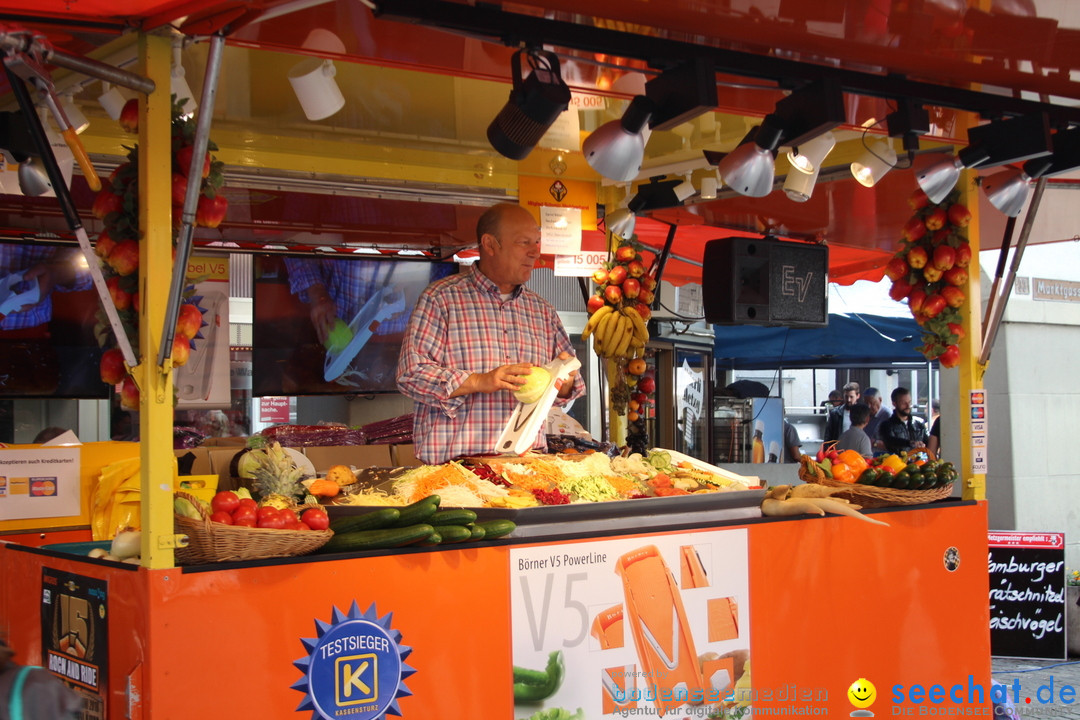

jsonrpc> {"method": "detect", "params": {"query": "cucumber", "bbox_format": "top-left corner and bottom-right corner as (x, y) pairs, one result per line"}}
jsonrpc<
(417, 531), (442, 547)
(475, 519), (516, 539)
(468, 524), (486, 541)
(330, 508), (401, 535)
(318, 524), (435, 553)
(429, 509), (477, 527)
(391, 496), (440, 527)
(434, 524), (472, 543)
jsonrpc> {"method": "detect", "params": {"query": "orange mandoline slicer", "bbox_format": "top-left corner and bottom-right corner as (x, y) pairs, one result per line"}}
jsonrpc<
(679, 545), (709, 589)
(615, 545), (705, 717)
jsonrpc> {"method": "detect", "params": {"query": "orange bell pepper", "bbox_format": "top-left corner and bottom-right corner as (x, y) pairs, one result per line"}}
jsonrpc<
(830, 461), (856, 483)
(837, 449), (868, 474)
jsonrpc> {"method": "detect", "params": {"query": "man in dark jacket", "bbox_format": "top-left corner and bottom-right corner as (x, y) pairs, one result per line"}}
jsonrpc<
(0, 634), (83, 719)
(823, 381), (861, 445)
(879, 386), (929, 455)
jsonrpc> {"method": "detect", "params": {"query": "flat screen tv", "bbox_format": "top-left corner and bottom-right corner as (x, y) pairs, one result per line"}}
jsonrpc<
(0, 240), (108, 398)
(252, 254), (456, 396)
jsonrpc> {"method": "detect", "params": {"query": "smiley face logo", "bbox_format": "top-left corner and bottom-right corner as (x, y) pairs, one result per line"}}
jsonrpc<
(848, 677), (877, 709)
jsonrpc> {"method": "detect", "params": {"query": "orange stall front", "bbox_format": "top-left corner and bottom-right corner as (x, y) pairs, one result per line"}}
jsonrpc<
(0, 499), (991, 718)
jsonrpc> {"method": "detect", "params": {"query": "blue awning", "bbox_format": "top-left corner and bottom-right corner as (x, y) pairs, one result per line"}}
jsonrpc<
(712, 313), (929, 369)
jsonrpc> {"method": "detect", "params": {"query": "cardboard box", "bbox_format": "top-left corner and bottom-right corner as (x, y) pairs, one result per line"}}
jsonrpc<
(208, 447), (246, 492)
(391, 443), (423, 467)
(174, 447), (212, 476)
(303, 445), (392, 474)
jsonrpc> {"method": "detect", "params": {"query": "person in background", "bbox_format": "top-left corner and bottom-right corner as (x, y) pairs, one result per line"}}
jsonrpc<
(397, 203), (585, 464)
(879, 386), (929, 455)
(862, 387), (891, 453)
(823, 381), (861, 445)
(927, 414), (941, 456)
(0, 633), (84, 719)
(783, 420), (802, 463)
(820, 389), (842, 414)
(31, 427), (67, 444)
(835, 403), (872, 458)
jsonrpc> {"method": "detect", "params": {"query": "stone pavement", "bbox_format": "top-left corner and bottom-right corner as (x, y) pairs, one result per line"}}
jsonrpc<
(991, 656), (1080, 719)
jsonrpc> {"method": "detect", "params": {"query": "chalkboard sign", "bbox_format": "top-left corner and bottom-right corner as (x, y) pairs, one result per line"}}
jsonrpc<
(988, 531), (1066, 659)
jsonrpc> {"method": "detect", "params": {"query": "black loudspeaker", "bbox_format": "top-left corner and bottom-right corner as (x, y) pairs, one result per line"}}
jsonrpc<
(702, 237), (828, 327)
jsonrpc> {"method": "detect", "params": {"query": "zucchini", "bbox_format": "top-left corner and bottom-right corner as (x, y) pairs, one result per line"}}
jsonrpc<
(434, 524), (471, 543)
(329, 507), (401, 535)
(318, 524), (435, 553)
(391, 496), (440, 527)
(468, 524), (486, 541)
(475, 519), (516, 539)
(429, 509), (477, 527)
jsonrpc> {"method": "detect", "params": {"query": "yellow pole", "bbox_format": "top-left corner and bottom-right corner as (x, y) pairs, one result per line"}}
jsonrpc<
(956, 169), (986, 501)
(137, 31), (179, 567)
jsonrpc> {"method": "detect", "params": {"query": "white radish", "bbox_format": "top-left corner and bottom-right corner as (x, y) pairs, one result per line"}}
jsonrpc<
(801, 497), (890, 526)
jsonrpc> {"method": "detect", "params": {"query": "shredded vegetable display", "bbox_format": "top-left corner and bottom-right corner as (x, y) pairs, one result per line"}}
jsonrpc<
(391, 461), (510, 505)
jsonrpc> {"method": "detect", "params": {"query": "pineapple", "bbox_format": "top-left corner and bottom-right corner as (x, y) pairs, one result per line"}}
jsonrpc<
(244, 442), (308, 503)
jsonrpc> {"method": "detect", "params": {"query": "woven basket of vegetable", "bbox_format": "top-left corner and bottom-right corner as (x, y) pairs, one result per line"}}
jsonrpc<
(799, 475), (954, 509)
(173, 491), (333, 564)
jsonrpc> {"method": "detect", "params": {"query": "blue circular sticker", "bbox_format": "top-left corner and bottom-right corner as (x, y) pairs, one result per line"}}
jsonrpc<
(293, 602), (414, 720)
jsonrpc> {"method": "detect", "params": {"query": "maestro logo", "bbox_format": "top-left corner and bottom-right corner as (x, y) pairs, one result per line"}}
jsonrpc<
(848, 677), (878, 717)
(293, 602), (414, 720)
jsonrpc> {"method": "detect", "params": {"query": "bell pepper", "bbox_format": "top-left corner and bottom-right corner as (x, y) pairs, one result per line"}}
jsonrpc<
(830, 461), (856, 483)
(879, 454), (906, 475)
(837, 449), (868, 474)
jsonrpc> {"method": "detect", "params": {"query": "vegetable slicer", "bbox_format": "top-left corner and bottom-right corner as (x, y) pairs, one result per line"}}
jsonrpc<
(615, 545), (705, 717)
(0, 271), (39, 320)
(323, 286), (406, 382)
(494, 355), (581, 455)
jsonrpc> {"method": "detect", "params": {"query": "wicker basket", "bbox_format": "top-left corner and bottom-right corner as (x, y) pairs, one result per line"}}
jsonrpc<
(173, 491), (333, 564)
(801, 474), (954, 509)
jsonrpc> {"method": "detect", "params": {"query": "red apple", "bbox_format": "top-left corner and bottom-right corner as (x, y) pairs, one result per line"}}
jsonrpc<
(922, 264), (944, 283)
(99, 348), (126, 385)
(933, 245), (956, 271)
(604, 285), (623, 305)
(586, 294), (606, 314)
(947, 203), (972, 228)
(931, 229), (951, 247)
(638, 288), (655, 305)
(902, 216), (927, 243)
(607, 264), (628, 286)
(92, 188), (123, 220)
(95, 230), (116, 259)
(622, 277), (641, 299)
(947, 322), (965, 341)
(176, 144), (211, 179)
(941, 285), (965, 308)
(908, 289), (927, 314)
(107, 240), (140, 277)
(637, 376), (656, 394)
(119, 375), (140, 410)
(922, 293), (947, 318)
(943, 266), (968, 286)
(889, 278), (913, 302)
(642, 275), (657, 292)
(106, 276), (132, 311)
(906, 245), (928, 269)
(195, 193), (228, 229)
(939, 344), (961, 368)
(175, 302), (204, 340)
(592, 268), (609, 285)
(924, 207), (947, 231)
(908, 187), (930, 211)
(955, 242), (972, 268)
(109, 162), (134, 190)
(885, 256), (909, 282)
(119, 98), (139, 133)
(614, 245), (637, 263)
(171, 336), (191, 367)
(632, 302), (652, 321)
(627, 259), (646, 278)
(171, 173), (190, 206)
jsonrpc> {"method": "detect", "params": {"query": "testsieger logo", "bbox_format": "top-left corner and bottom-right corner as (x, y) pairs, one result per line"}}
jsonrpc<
(890, 676), (1076, 715)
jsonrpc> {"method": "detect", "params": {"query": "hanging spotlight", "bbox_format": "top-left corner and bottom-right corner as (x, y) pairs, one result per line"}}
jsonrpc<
(700, 171), (719, 200)
(627, 176), (694, 212)
(783, 166), (820, 202)
(583, 94), (654, 182)
(915, 145), (992, 203)
(97, 83), (127, 122)
(716, 124), (783, 197)
(851, 139), (898, 187)
(171, 39), (197, 116)
(786, 130), (836, 175)
(982, 156), (1053, 217)
(486, 48), (571, 161)
(606, 207), (636, 239)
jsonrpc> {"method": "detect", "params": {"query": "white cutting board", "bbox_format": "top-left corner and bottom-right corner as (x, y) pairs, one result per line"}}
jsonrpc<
(494, 356), (581, 456)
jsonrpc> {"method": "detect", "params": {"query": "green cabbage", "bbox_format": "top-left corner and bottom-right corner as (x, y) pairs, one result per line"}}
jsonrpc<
(514, 366), (551, 404)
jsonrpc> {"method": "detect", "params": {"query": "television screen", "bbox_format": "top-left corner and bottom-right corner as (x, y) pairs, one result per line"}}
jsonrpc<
(0, 240), (108, 398)
(252, 255), (456, 396)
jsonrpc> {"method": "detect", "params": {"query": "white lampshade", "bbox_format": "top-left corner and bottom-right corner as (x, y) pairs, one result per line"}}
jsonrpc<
(700, 175), (718, 200)
(851, 139), (898, 187)
(97, 86), (128, 122)
(786, 131), (836, 175)
(981, 167), (1030, 217)
(172, 69), (197, 116)
(783, 166), (820, 202)
(59, 95), (89, 134)
(288, 58), (346, 121)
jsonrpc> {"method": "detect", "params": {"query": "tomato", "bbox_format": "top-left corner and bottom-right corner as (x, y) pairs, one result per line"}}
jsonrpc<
(278, 508), (299, 524)
(282, 520), (303, 531)
(293, 522), (311, 532)
(301, 508), (330, 531)
(210, 491), (239, 515)
(237, 498), (258, 512)
(257, 514), (286, 529)
(232, 506), (257, 525)
(256, 506), (280, 522)
(209, 510), (234, 525)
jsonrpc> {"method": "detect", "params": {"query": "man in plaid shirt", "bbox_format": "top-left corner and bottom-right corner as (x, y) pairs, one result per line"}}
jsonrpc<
(397, 203), (585, 464)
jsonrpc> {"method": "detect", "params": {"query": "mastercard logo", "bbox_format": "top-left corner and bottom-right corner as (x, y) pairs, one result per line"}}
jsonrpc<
(30, 478), (57, 496)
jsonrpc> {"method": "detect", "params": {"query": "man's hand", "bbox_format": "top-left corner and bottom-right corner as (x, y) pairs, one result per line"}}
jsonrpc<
(554, 350), (577, 398)
(452, 362), (533, 398)
(304, 283), (338, 346)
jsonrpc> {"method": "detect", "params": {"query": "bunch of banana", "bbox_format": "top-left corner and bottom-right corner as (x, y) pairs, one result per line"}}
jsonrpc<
(582, 305), (649, 359)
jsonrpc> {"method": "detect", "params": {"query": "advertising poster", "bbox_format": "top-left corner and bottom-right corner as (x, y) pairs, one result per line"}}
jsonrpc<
(510, 529), (750, 719)
(0, 447), (80, 520)
(176, 253), (231, 409)
(41, 567), (108, 720)
(988, 531), (1066, 660)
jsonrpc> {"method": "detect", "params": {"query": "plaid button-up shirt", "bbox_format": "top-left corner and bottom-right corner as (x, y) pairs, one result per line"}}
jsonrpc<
(396, 266), (585, 464)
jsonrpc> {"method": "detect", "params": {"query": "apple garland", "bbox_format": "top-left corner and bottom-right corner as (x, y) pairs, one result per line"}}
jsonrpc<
(93, 96), (228, 409)
(885, 187), (972, 369)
